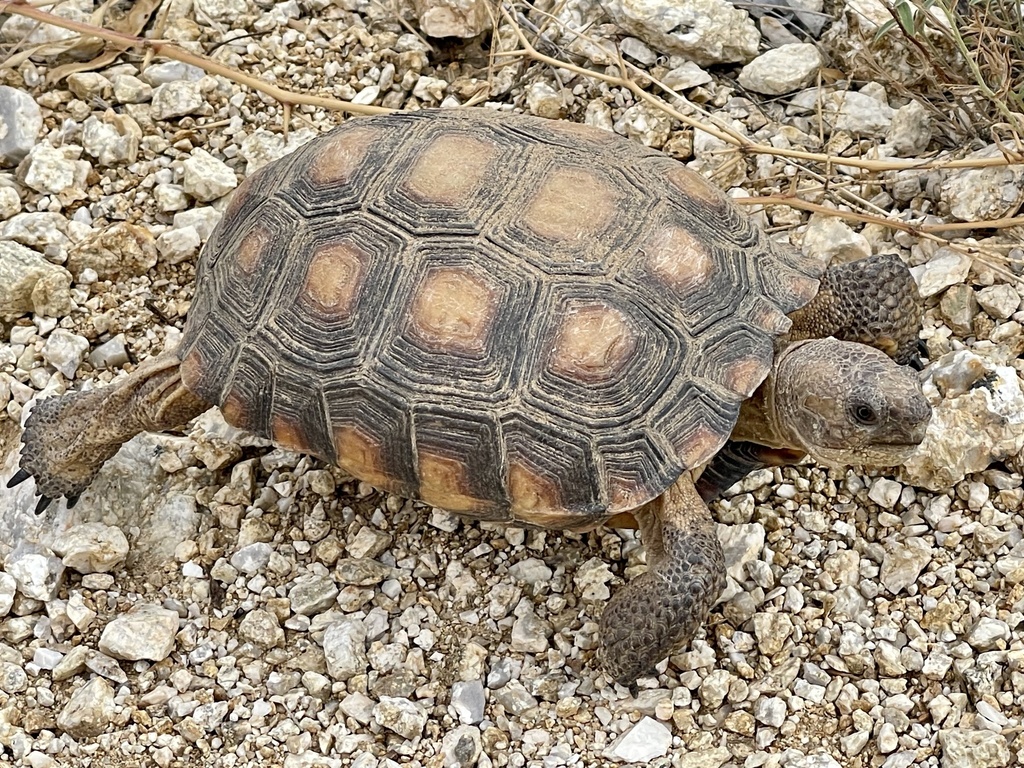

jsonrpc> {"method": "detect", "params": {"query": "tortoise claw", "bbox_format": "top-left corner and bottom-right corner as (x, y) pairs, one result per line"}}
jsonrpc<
(7, 468), (32, 488)
(66, 494), (80, 509)
(33, 495), (53, 516)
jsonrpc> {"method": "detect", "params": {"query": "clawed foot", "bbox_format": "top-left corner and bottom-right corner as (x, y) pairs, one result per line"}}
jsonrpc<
(6, 468), (79, 515)
(7, 391), (115, 516)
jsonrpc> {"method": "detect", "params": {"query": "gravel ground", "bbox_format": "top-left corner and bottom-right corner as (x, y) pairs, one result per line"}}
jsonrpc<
(1, 0), (1024, 767)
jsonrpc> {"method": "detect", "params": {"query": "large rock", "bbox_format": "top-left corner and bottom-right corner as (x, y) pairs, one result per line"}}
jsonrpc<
(99, 603), (179, 661)
(66, 222), (158, 279)
(737, 43), (822, 95)
(414, 0), (492, 37)
(600, 0), (759, 65)
(903, 351), (1024, 491)
(1, 427), (202, 567)
(604, 717), (672, 762)
(938, 729), (1010, 768)
(56, 678), (115, 738)
(0, 241), (74, 321)
(0, 86), (43, 165)
(940, 145), (1024, 222)
(19, 144), (90, 197)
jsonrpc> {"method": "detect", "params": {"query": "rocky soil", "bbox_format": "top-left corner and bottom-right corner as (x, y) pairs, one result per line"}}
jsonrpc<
(1, 0), (1024, 766)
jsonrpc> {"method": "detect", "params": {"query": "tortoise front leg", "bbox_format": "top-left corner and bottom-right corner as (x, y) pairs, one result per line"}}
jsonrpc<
(599, 477), (725, 686)
(10, 352), (209, 511)
(786, 253), (924, 366)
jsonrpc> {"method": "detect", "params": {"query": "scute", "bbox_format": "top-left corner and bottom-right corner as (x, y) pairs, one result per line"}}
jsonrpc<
(181, 109), (825, 526)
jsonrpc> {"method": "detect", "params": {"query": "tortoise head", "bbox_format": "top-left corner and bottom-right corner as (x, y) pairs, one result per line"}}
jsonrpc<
(770, 338), (931, 468)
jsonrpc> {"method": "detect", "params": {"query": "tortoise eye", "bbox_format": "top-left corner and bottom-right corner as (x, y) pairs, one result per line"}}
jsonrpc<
(851, 402), (879, 426)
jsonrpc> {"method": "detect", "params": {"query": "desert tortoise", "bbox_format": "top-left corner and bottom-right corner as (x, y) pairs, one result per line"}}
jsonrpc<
(10, 109), (931, 684)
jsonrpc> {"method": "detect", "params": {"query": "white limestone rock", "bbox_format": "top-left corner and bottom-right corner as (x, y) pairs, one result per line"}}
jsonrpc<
(19, 144), (90, 198)
(151, 81), (205, 120)
(0, 86), (43, 165)
(0, 241), (74, 321)
(81, 113), (142, 166)
(910, 249), (973, 298)
(887, 99), (932, 156)
(56, 677), (115, 738)
(181, 148), (238, 202)
(374, 696), (428, 739)
(604, 717), (672, 762)
(800, 215), (872, 265)
(413, 0), (492, 38)
(66, 222), (158, 279)
(825, 90), (894, 138)
(53, 523), (130, 574)
(323, 618), (368, 681)
(41, 329), (90, 379)
(5, 545), (65, 601)
(941, 145), (1024, 222)
(601, 0), (759, 65)
(738, 43), (822, 95)
(99, 603), (180, 661)
(903, 351), (1024, 490)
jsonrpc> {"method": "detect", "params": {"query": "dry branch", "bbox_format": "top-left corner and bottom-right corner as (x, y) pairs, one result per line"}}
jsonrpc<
(0, 0), (393, 122)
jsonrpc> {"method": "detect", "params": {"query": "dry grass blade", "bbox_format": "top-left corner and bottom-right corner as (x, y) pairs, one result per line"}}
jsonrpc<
(498, 1), (1022, 173)
(879, 0), (1024, 135)
(0, 0), (392, 121)
(45, 0), (163, 84)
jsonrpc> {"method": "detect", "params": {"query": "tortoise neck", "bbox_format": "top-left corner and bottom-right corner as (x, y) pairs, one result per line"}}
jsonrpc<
(731, 347), (803, 450)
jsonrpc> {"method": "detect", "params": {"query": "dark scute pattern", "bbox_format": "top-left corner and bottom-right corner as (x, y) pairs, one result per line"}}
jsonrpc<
(486, 158), (655, 277)
(206, 202), (303, 331)
(276, 127), (396, 218)
(223, 348), (275, 435)
(693, 324), (775, 399)
(271, 376), (336, 463)
(495, 117), (623, 151)
(178, 314), (241, 408)
(615, 201), (749, 337)
(413, 407), (507, 513)
(322, 380), (417, 499)
(753, 236), (827, 315)
(655, 379), (741, 461)
(502, 412), (601, 515)
(524, 284), (683, 429)
(599, 431), (681, 509)
(373, 240), (543, 402)
(203, 155), (299, 273)
(367, 127), (525, 237)
(263, 214), (408, 372)
(185, 109), (823, 519)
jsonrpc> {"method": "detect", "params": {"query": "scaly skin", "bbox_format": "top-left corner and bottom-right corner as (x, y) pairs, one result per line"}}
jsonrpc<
(787, 252), (924, 366)
(600, 478), (725, 686)
(10, 354), (208, 510)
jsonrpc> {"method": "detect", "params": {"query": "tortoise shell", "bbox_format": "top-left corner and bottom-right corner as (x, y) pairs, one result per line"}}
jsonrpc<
(177, 109), (824, 529)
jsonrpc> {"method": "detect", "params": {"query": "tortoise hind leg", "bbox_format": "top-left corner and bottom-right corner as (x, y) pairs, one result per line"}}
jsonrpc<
(14, 352), (209, 506)
(600, 477), (725, 686)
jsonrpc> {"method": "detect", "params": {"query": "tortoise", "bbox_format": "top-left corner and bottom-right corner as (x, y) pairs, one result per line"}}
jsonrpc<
(9, 109), (931, 685)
